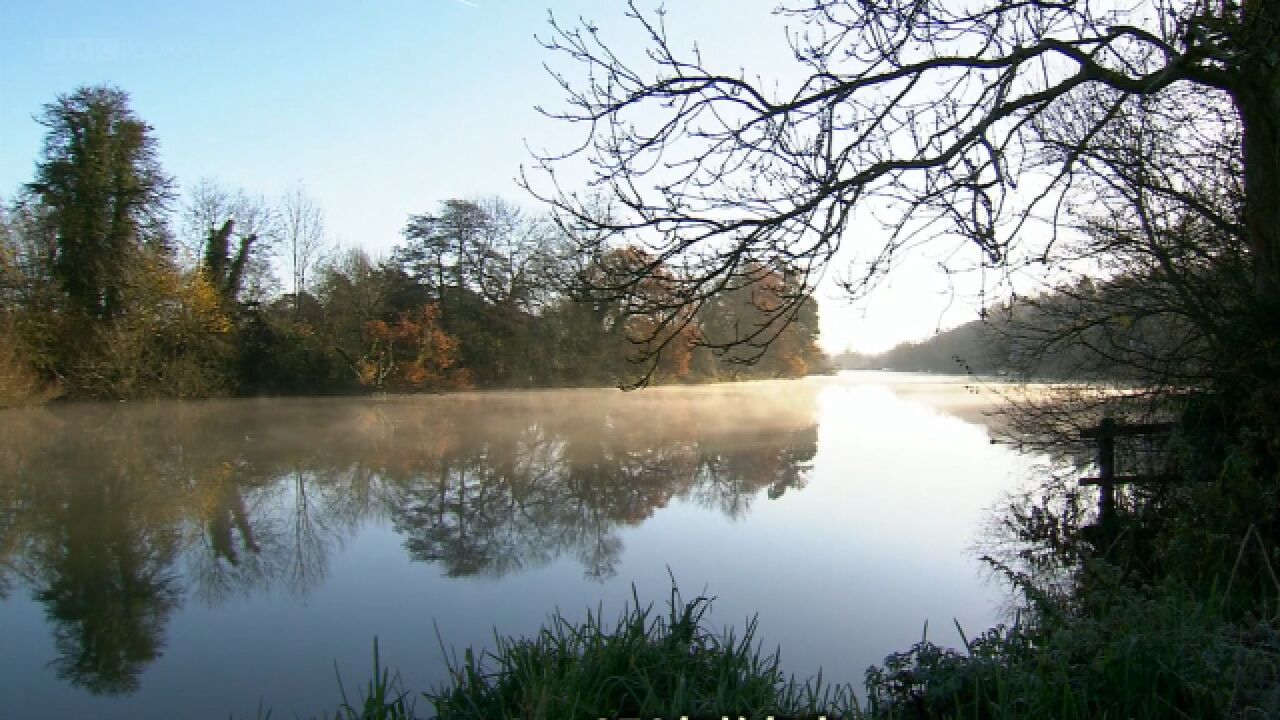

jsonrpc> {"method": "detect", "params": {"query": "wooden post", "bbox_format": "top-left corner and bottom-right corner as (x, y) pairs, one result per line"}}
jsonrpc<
(1097, 417), (1116, 527)
(1078, 419), (1183, 552)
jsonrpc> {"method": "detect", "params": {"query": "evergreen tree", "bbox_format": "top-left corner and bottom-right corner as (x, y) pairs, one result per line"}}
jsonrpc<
(28, 86), (172, 319)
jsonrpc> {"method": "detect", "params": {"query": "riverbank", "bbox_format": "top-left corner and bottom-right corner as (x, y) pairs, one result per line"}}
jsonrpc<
(264, 558), (1280, 719)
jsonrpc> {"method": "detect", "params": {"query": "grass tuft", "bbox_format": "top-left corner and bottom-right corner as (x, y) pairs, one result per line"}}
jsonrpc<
(330, 637), (416, 720)
(425, 583), (855, 720)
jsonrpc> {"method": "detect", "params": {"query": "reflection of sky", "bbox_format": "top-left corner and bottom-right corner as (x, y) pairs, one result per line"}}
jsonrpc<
(618, 378), (1035, 687)
(0, 374), (1041, 718)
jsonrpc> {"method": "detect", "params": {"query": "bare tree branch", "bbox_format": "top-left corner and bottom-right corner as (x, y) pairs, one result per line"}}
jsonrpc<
(524, 0), (1270, 376)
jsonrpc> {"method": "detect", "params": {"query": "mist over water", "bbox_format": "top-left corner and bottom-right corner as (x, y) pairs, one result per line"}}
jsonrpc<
(0, 373), (1039, 719)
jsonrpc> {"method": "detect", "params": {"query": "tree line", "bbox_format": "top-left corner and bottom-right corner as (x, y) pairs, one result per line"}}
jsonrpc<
(0, 86), (830, 404)
(836, 269), (1224, 384)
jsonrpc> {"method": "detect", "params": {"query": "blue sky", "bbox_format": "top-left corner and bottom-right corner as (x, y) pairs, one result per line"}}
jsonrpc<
(1, 0), (573, 245)
(0, 0), (981, 354)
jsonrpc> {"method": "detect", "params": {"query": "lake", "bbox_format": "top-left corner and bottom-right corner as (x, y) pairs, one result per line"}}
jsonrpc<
(0, 372), (1040, 719)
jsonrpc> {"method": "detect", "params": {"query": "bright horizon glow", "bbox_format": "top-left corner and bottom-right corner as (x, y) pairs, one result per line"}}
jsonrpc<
(0, 0), (991, 355)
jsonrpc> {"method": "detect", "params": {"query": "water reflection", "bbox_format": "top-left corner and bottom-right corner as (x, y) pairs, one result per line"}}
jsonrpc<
(0, 385), (817, 695)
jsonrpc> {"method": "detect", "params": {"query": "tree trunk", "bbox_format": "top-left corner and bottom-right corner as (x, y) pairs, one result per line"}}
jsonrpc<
(1239, 90), (1280, 301)
(1234, 0), (1280, 367)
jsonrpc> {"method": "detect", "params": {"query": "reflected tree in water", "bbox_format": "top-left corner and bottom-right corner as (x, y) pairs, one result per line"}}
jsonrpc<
(10, 412), (184, 695)
(0, 506), (16, 601)
(380, 391), (819, 580)
(0, 408), (63, 601)
(0, 467), (17, 602)
(389, 422), (559, 578)
(282, 469), (334, 595)
(207, 480), (261, 567)
(188, 474), (275, 605)
(691, 425), (818, 518)
(0, 387), (821, 695)
(36, 506), (183, 695)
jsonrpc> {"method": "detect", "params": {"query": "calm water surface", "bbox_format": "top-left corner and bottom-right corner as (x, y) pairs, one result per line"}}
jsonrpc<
(0, 372), (1039, 719)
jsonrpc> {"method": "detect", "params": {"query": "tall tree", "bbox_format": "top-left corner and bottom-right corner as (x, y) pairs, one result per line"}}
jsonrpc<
(28, 86), (172, 319)
(394, 198), (565, 385)
(397, 199), (492, 310)
(280, 182), (326, 305)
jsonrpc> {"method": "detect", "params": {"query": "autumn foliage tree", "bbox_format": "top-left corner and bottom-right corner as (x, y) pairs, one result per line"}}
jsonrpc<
(76, 249), (234, 399)
(602, 246), (700, 384)
(356, 305), (469, 392)
(693, 262), (825, 379)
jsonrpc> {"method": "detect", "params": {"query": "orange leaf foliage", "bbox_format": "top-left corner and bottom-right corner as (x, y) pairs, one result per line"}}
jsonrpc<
(357, 304), (470, 392)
